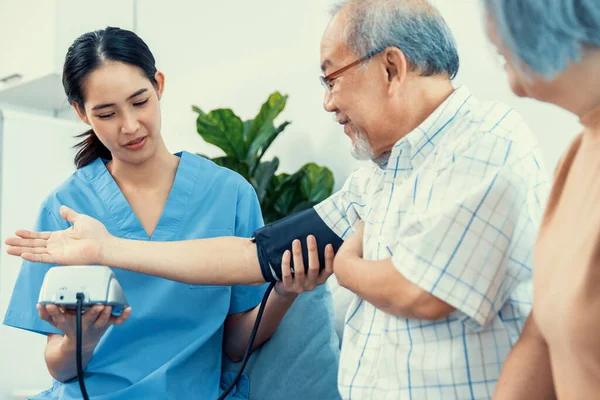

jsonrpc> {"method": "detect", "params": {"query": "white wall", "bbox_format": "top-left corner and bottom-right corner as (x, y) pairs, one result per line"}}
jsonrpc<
(0, 111), (80, 399)
(136, 0), (362, 189)
(144, 0), (579, 188)
(0, 0), (582, 397)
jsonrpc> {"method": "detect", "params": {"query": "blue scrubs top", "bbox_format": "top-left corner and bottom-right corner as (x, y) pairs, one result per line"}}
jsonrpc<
(3, 151), (266, 399)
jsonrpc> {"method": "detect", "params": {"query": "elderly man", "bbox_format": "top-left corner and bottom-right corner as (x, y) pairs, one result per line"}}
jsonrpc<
(314, 0), (549, 398)
(5, 0), (548, 399)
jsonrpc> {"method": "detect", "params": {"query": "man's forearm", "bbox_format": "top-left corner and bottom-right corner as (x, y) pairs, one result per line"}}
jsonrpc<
(493, 314), (556, 399)
(336, 256), (418, 316)
(336, 257), (454, 320)
(102, 236), (265, 285)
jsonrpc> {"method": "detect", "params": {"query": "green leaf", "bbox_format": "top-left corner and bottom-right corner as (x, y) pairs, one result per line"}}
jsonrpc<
(269, 170), (305, 216)
(194, 107), (246, 159)
(192, 95), (336, 225)
(290, 200), (313, 214)
(299, 163), (334, 204)
(262, 208), (284, 225)
(247, 121), (291, 173)
(242, 119), (254, 143)
(210, 156), (250, 179)
(269, 171), (302, 193)
(273, 186), (303, 216)
(251, 158), (280, 203)
(246, 92), (288, 158)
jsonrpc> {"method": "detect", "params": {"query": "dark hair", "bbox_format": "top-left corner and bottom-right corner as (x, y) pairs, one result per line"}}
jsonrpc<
(63, 26), (158, 168)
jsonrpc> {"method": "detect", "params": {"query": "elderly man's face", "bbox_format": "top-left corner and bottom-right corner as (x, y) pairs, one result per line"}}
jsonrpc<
(320, 11), (390, 160)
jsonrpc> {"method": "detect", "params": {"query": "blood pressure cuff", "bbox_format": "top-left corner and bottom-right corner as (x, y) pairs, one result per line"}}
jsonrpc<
(252, 208), (344, 282)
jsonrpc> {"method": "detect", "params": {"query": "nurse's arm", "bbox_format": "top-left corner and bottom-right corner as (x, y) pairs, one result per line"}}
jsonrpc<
(45, 333), (95, 382)
(223, 236), (333, 361)
(41, 303), (130, 382)
(493, 313), (556, 399)
(6, 206), (266, 285)
(106, 235), (266, 285)
(223, 289), (296, 361)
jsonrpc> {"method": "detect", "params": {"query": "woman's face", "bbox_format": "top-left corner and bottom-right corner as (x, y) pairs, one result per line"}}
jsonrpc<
(75, 61), (165, 165)
(485, 13), (600, 117)
(485, 14), (567, 105)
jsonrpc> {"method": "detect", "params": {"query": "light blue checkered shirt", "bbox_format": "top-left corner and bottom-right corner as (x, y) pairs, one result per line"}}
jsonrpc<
(316, 86), (549, 399)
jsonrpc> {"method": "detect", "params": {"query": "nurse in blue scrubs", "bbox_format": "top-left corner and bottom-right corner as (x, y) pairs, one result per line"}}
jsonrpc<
(2, 27), (331, 399)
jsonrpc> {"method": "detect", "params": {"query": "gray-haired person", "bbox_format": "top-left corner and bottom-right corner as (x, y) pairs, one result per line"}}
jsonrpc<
(314, 1), (547, 398)
(483, 0), (600, 398)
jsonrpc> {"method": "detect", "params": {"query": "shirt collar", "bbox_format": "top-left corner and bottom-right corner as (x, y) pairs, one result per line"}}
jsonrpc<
(382, 85), (473, 171)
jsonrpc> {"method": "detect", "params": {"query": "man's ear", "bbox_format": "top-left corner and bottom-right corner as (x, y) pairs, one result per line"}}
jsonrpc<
(73, 102), (90, 125)
(383, 47), (409, 92)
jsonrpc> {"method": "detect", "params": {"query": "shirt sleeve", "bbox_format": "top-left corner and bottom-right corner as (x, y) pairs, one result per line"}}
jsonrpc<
(390, 156), (528, 330)
(228, 182), (268, 315)
(3, 205), (68, 335)
(314, 167), (373, 239)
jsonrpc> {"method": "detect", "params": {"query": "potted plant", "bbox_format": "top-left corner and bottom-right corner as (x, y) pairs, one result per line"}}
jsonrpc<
(193, 92), (334, 224)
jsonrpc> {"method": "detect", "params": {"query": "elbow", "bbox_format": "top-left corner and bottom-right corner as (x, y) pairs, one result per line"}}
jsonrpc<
(224, 349), (244, 363)
(385, 290), (455, 321)
(48, 370), (70, 384)
(44, 339), (77, 383)
(222, 337), (245, 363)
(45, 359), (73, 384)
(412, 301), (455, 321)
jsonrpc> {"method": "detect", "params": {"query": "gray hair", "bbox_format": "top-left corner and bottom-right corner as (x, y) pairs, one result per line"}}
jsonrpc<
(331, 0), (459, 79)
(484, 0), (600, 78)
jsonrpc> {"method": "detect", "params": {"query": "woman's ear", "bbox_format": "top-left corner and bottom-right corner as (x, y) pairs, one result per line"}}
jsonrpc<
(154, 71), (166, 100)
(72, 102), (90, 125)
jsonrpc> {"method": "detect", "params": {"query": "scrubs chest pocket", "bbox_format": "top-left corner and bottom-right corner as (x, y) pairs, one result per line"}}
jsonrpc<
(188, 228), (234, 290)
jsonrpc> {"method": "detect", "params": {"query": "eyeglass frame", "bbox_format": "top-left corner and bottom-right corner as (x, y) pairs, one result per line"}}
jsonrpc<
(319, 49), (383, 93)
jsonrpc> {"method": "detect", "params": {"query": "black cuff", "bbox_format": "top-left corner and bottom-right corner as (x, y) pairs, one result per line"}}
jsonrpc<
(253, 208), (344, 282)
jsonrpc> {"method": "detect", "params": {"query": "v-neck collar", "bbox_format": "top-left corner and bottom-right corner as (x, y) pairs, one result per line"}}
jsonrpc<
(82, 151), (198, 241)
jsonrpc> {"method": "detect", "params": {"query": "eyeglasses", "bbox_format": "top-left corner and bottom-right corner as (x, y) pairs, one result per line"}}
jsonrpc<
(319, 49), (382, 93)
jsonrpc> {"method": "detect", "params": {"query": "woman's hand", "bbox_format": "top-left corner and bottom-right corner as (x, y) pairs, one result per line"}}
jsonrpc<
(5, 206), (112, 266)
(39, 303), (131, 351)
(274, 235), (334, 297)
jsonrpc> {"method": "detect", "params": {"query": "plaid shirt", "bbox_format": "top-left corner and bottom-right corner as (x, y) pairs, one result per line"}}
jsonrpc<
(316, 86), (549, 399)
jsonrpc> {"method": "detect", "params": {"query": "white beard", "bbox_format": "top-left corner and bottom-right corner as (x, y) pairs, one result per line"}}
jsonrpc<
(350, 128), (375, 161)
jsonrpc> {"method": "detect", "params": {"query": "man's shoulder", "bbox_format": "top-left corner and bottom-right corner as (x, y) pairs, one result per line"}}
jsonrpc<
(340, 164), (379, 190)
(442, 100), (540, 166)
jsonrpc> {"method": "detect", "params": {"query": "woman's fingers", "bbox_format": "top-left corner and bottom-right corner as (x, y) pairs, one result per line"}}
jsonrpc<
(111, 307), (132, 326)
(45, 304), (66, 326)
(37, 304), (51, 323)
(14, 230), (51, 240)
(93, 306), (112, 329)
